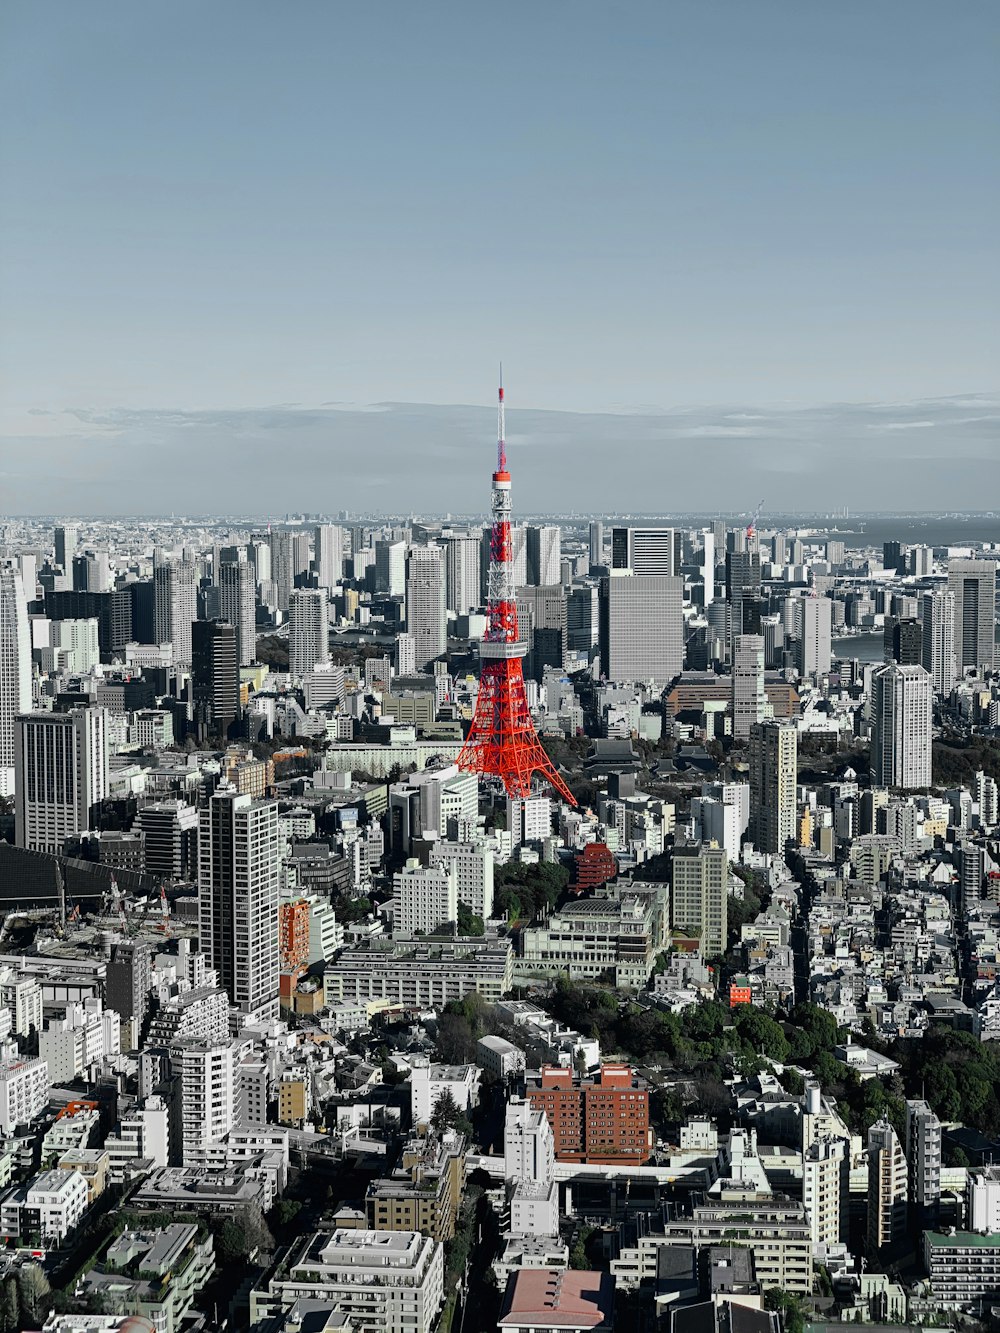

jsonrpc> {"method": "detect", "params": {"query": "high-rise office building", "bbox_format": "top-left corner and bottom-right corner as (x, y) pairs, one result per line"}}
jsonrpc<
(198, 787), (280, 1020)
(443, 535), (481, 615)
(921, 590), (957, 696)
(726, 550), (762, 643)
(0, 567), (32, 797)
(15, 707), (108, 853)
(314, 524), (344, 590)
(288, 589), (328, 677)
(867, 1119), (908, 1253)
(72, 551), (111, 594)
(192, 620), (240, 739)
(795, 597), (833, 677)
(883, 541), (903, 573)
(909, 545), (933, 578)
(567, 585), (599, 653)
(268, 531), (295, 612)
(750, 720), (797, 854)
(219, 557), (256, 668)
(611, 527), (678, 576)
(905, 1098), (941, 1222)
(375, 540), (407, 597)
(884, 616), (923, 666)
(153, 558), (197, 666)
(701, 529), (715, 606)
(54, 524), (78, 573)
(870, 663), (932, 790)
(406, 547), (446, 671)
(670, 843), (729, 957)
(515, 585), (567, 682)
(598, 575), (683, 688)
(589, 521), (604, 572)
(526, 526), (561, 587)
(948, 559), (996, 675)
(731, 634), (767, 741)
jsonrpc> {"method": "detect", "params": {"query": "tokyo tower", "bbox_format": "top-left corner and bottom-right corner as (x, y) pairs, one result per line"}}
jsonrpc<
(457, 375), (576, 806)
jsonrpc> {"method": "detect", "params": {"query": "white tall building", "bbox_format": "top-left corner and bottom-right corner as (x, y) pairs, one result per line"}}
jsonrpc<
(198, 788), (280, 1020)
(803, 1137), (848, 1250)
(395, 632), (416, 676)
(0, 1055), (49, 1135)
(444, 535), (481, 615)
(47, 618), (100, 673)
(406, 547), (446, 670)
(871, 663), (932, 791)
(219, 557), (256, 667)
(508, 795), (552, 847)
(527, 526), (562, 587)
(0, 565), (32, 796)
(393, 861), (457, 935)
(15, 707), (108, 853)
(504, 1097), (559, 1237)
(171, 1037), (235, 1164)
(599, 574), (684, 688)
(948, 558), (996, 675)
(921, 589), (957, 696)
(432, 841), (495, 920)
(314, 523), (344, 590)
(702, 528), (715, 605)
(732, 633), (768, 741)
(795, 597), (833, 678)
(288, 588), (328, 677)
(375, 539), (407, 596)
(153, 557), (198, 666)
(868, 1118), (908, 1252)
(611, 526), (678, 575)
(976, 770), (999, 829)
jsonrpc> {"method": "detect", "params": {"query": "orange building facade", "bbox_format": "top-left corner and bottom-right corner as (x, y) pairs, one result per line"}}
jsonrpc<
(279, 898), (310, 972)
(527, 1064), (651, 1165)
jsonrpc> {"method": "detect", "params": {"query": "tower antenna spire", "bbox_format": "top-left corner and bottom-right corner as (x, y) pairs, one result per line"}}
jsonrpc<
(498, 364), (506, 474)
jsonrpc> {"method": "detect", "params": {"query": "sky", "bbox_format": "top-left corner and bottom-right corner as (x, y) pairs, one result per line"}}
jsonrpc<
(1, 1), (997, 515)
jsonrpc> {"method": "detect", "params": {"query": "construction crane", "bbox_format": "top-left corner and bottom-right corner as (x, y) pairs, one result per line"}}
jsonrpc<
(745, 499), (765, 542)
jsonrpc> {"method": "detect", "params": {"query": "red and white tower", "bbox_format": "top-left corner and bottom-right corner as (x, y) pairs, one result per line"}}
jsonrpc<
(457, 376), (575, 805)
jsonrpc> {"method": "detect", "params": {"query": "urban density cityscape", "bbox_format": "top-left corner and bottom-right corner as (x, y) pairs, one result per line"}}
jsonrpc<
(1, 384), (999, 1333)
(2, 4), (998, 1333)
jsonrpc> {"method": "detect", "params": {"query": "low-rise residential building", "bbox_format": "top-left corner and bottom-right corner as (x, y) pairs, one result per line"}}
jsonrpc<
(77, 1223), (215, 1333)
(252, 1228), (444, 1333)
(923, 1230), (1000, 1312)
(0, 1167), (89, 1245)
(526, 1064), (651, 1166)
(325, 938), (513, 1008)
(366, 1130), (466, 1241)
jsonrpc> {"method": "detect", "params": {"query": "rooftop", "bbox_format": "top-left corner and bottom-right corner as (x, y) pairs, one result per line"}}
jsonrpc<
(499, 1268), (615, 1329)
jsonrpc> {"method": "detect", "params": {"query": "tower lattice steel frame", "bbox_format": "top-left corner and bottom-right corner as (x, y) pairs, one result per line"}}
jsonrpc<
(456, 375), (576, 806)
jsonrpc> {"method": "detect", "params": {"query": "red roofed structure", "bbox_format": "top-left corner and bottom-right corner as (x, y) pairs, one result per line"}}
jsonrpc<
(498, 1268), (615, 1331)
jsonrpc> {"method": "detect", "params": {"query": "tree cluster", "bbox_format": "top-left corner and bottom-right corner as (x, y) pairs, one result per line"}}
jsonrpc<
(493, 860), (570, 924)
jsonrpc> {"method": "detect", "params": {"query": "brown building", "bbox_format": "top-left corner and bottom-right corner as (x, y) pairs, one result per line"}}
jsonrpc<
(366, 1130), (466, 1242)
(526, 1064), (651, 1165)
(571, 842), (618, 895)
(665, 673), (799, 721)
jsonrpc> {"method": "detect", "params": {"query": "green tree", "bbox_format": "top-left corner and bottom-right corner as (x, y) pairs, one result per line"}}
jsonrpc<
(457, 902), (484, 936)
(764, 1288), (805, 1333)
(734, 1006), (790, 1062)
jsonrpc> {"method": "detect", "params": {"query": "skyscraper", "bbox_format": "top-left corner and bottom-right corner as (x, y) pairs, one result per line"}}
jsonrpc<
(948, 558), (996, 675)
(443, 535), (481, 615)
(870, 663), (932, 790)
(191, 620), (240, 739)
(219, 557), (256, 668)
(921, 590), (956, 695)
(526, 526), (561, 586)
(153, 558), (197, 666)
(598, 574), (683, 688)
(611, 527), (678, 576)
(406, 546), (446, 671)
(731, 634), (767, 741)
(198, 787), (280, 1020)
(588, 521), (604, 572)
(750, 720), (797, 854)
(883, 616), (923, 666)
(314, 523), (344, 591)
(0, 566), (32, 797)
(54, 524), (78, 573)
(515, 585), (567, 682)
(374, 539), (406, 597)
(288, 589), (328, 677)
(701, 528), (716, 606)
(15, 707), (108, 853)
(726, 549), (763, 645)
(670, 843), (729, 957)
(268, 531), (295, 612)
(795, 597), (833, 677)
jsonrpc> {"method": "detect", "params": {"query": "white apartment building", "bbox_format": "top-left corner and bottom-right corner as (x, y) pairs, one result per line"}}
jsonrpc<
(253, 1228), (444, 1333)
(39, 1000), (121, 1083)
(0, 967), (43, 1038)
(871, 663), (933, 790)
(507, 795), (552, 847)
(171, 1038), (236, 1166)
(431, 840), (495, 919)
(288, 588), (329, 677)
(0, 1056), (49, 1135)
(393, 861), (457, 936)
(504, 1097), (559, 1238)
(0, 565), (32, 797)
(410, 1060), (480, 1126)
(0, 1167), (88, 1244)
(803, 1136), (848, 1249)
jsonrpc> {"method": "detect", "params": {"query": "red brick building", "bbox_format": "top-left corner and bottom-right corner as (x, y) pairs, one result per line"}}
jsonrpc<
(571, 842), (618, 894)
(526, 1064), (651, 1165)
